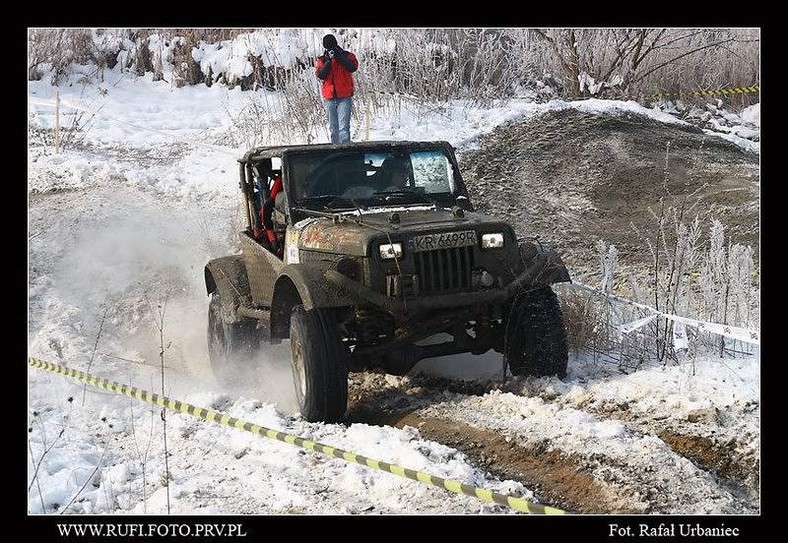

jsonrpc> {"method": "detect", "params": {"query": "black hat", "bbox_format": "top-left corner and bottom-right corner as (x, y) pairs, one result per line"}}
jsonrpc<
(323, 34), (338, 49)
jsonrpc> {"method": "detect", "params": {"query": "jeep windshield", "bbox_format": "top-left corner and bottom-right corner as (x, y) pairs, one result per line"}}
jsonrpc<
(288, 148), (459, 211)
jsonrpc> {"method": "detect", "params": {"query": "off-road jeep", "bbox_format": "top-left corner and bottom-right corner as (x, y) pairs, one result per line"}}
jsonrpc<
(205, 140), (571, 422)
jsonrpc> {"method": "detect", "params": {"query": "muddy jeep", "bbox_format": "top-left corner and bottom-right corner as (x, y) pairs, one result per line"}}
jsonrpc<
(204, 140), (571, 423)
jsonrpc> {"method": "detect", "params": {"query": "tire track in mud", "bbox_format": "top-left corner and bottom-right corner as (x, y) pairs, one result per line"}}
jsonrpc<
(566, 398), (760, 503)
(345, 373), (618, 513)
(346, 372), (758, 514)
(657, 430), (759, 501)
(364, 411), (629, 514)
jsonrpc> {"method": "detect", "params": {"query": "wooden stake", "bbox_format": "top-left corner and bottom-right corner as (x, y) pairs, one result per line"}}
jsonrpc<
(54, 88), (60, 154)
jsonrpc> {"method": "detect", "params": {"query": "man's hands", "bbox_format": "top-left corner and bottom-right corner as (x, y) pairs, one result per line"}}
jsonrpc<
(324, 47), (345, 62)
(320, 46), (355, 74)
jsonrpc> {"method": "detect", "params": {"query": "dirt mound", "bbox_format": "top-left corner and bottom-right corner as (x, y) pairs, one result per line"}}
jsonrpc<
(459, 108), (760, 280)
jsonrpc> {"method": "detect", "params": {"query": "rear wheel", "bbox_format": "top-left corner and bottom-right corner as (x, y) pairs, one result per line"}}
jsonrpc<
(504, 286), (568, 378)
(207, 291), (259, 387)
(289, 305), (348, 423)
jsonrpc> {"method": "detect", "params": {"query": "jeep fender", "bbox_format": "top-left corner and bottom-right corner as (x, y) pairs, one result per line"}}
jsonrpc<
(519, 241), (572, 286)
(270, 263), (355, 340)
(204, 255), (252, 323)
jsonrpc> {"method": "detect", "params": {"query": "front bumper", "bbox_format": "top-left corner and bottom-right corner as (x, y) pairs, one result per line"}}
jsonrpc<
(325, 252), (568, 318)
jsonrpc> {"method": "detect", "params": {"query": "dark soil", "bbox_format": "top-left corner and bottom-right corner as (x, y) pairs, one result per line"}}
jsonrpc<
(345, 359), (760, 514)
(379, 412), (627, 514)
(458, 108), (759, 280)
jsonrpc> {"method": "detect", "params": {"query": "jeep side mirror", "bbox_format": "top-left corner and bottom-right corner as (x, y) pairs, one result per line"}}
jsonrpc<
(455, 195), (473, 211)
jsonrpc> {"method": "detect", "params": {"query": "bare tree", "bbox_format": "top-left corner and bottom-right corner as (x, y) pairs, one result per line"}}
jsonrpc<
(529, 28), (759, 101)
(29, 27), (760, 109)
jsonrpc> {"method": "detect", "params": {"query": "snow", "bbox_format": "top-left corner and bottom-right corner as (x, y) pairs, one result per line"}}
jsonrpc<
(740, 103), (760, 127)
(28, 61), (760, 521)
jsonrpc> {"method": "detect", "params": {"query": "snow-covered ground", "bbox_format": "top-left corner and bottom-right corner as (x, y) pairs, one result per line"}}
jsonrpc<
(27, 67), (760, 520)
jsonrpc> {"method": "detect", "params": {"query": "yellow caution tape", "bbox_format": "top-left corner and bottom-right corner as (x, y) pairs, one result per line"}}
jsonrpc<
(647, 84), (759, 100)
(28, 357), (566, 515)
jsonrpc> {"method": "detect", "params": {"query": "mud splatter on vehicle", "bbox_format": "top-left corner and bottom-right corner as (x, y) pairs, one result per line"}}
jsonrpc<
(205, 140), (572, 423)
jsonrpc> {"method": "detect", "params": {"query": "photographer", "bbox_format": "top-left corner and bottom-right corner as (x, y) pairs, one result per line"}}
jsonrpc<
(315, 33), (359, 143)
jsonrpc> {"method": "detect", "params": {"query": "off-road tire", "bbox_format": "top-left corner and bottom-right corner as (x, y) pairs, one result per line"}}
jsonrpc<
(289, 305), (348, 423)
(207, 291), (259, 387)
(504, 286), (568, 378)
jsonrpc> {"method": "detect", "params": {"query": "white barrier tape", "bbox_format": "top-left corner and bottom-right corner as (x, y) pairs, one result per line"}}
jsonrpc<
(617, 314), (658, 334)
(569, 281), (660, 314)
(568, 281), (759, 346)
(668, 314), (759, 345)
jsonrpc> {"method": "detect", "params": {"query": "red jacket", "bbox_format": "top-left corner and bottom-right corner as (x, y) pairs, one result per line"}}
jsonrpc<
(257, 175), (283, 247)
(315, 50), (359, 100)
(264, 176), (283, 241)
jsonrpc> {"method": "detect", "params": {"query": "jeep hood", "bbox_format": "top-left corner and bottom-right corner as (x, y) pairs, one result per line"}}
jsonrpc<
(297, 207), (511, 256)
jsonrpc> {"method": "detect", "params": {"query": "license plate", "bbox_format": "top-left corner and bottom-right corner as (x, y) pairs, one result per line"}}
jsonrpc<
(408, 230), (477, 252)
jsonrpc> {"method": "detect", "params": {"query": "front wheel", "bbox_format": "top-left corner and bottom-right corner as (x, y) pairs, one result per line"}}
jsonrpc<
(504, 286), (568, 378)
(289, 305), (348, 423)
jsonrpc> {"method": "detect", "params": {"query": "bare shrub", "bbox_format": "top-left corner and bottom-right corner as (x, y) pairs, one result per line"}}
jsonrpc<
(571, 206), (759, 368)
(29, 28), (760, 118)
(559, 285), (610, 355)
(561, 138), (758, 368)
(528, 28), (760, 105)
(695, 220), (758, 355)
(154, 300), (172, 514)
(352, 28), (545, 109)
(28, 78), (104, 154)
(596, 240), (619, 294)
(222, 69), (325, 147)
(170, 32), (205, 88)
(28, 28), (96, 84)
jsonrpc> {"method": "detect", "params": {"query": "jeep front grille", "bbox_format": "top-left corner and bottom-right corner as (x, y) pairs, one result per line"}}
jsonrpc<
(413, 246), (475, 294)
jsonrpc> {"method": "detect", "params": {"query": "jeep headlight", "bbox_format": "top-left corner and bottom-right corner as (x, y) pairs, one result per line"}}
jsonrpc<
(379, 242), (403, 259)
(481, 233), (505, 249)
